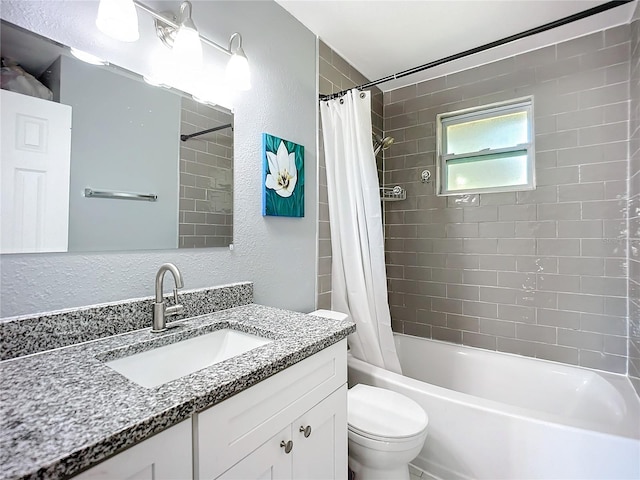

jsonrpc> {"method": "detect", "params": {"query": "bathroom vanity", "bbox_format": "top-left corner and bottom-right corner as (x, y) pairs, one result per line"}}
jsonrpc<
(0, 288), (354, 480)
(75, 341), (347, 480)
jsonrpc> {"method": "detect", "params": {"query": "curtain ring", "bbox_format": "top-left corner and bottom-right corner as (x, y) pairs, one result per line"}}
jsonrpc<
(360, 92), (365, 99)
(340, 98), (344, 104)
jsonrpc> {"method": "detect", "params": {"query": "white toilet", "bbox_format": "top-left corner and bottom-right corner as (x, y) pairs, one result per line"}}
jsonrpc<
(348, 384), (428, 480)
(308, 310), (429, 480)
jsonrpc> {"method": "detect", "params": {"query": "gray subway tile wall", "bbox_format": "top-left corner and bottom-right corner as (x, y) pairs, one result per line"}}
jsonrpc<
(179, 98), (233, 248)
(383, 24), (634, 375)
(317, 40), (383, 310)
(629, 11), (640, 394)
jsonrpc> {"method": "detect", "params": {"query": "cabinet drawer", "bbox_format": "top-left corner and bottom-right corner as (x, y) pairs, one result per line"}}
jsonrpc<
(196, 340), (347, 479)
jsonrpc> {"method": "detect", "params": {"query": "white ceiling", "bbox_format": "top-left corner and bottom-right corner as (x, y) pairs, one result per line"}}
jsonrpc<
(276, 0), (637, 92)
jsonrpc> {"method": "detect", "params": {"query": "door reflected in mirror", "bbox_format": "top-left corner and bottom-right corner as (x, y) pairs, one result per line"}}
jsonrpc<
(0, 21), (233, 254)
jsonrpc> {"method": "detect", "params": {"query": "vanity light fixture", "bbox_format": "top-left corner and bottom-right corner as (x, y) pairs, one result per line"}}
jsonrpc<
(167, 1), (202, 73)
(70, 48), (108, 66)
(96, 0), (139, 42)
(226, 33), (251, 91)
(96, 0), (251, 91)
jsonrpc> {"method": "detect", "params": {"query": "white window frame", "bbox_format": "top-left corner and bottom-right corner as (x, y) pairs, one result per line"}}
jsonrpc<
(436, 97), (535, 196)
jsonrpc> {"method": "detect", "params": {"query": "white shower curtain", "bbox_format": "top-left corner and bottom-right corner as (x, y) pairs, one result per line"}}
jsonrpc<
(320, 89), (402, 374)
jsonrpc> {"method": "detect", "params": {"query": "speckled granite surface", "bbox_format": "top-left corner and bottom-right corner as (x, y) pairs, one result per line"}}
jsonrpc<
(0, 282), (253, 361)
(0, 304), (355, 480)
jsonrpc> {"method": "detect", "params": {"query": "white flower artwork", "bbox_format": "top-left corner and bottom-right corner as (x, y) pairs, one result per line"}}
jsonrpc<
(265, 140), (298, 198)
(262, 133), (304, 217)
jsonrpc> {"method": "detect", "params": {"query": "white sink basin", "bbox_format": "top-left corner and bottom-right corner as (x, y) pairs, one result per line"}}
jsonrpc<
(105, 329), (272, 388)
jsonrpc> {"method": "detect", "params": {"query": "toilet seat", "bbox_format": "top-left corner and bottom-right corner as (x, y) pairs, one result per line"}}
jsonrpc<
(348, 384), (428, 442)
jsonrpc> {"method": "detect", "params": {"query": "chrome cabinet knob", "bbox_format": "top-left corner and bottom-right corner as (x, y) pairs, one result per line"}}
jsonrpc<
(280, 440), (293, 454)
(299, 425), (312, 438)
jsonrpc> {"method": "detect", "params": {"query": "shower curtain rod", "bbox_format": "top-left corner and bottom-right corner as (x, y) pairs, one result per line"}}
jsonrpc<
(318, 0), (633, 101)
(180, 123), (233, 142)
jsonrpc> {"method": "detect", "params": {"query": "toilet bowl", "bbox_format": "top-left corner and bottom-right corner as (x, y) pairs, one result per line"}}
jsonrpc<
(348, 384), (428, 480)
(307, 310), (429, 480)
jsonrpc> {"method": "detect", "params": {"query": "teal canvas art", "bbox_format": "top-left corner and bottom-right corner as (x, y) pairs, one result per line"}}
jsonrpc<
(262, 133), (304, 217)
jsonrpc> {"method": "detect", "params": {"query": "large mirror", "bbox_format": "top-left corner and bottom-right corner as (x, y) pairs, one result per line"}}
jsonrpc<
(0, 21), (233, 254)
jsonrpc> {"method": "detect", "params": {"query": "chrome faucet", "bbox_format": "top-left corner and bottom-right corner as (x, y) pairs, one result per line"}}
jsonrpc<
(152, 263), (184, 332)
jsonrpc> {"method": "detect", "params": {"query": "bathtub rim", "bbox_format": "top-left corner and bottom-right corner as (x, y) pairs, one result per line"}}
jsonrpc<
(393, 332), (636, 383)
(348, 334), (640, 441)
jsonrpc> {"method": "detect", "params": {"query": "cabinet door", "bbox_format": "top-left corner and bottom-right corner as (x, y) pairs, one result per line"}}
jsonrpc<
(197, 340), (347, 479)
(217, 426), (292, 480)
(293, 385), (348, 480)
(72, 420), (192, 480)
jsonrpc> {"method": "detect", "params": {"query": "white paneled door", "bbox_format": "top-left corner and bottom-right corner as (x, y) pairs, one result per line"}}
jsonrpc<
(1, 89), (72, 253)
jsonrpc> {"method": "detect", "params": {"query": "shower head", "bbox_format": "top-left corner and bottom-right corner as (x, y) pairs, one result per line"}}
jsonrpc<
(380, 136), (394, 149)
(373, 133), (394, 155)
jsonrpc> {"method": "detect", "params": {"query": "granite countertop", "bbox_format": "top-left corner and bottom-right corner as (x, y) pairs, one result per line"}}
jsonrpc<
(0, 304), (355, 480)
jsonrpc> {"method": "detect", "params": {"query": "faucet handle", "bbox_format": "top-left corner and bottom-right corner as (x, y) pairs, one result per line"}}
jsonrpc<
(165, 287), (184, 318)
(166, 303), (184, 317)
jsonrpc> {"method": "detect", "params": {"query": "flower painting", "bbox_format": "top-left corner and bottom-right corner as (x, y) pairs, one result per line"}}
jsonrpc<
(262, 133), (304, 217)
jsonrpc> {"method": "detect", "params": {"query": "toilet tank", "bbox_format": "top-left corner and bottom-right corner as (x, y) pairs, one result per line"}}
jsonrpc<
(309, 309), (349, 322)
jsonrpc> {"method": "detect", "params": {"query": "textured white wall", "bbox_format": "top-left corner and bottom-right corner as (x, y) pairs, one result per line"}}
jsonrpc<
(0, 1), (318, 317)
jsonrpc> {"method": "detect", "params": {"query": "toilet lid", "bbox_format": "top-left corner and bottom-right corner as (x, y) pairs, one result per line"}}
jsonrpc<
(348, 384), (428, 440)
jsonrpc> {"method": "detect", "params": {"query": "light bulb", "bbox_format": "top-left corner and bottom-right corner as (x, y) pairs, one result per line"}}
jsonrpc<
(171, 2), (202, 76)
(192, 94), (216, 107)
(172, 25), (203, 74)
(193, 78), (232, 108)
(143, 76), (167, 88)
(70, 48), (108, 66)
(148, 47), (175, 87)
(96, 0), (139, 42)
(225, 50), (250, 91)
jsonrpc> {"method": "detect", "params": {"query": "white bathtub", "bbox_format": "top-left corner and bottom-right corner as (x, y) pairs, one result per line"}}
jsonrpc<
(347, 333), (640, 480)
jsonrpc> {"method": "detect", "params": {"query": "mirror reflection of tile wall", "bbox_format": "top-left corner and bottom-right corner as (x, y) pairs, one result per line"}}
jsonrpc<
(179, 98), (233, 248)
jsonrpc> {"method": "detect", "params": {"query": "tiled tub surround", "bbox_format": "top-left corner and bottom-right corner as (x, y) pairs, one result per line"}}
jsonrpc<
(0, 304), (355, 480)
(383, 24), (633, 374)
(0, 282), (253, 361)
(628, 11), (640, 394)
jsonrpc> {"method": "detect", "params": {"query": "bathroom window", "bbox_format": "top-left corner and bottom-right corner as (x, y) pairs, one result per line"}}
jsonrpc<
(436, 97), (535, 195)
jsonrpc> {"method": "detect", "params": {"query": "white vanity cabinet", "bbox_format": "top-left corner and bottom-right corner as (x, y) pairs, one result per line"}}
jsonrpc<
(196, 340), (348, 480)
(73, 420), (192, 480)
(71, 340), (348, 480)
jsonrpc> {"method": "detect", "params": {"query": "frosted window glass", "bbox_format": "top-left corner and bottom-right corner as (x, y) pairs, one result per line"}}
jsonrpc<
(445, 111), (528, 154)
(446, 152), (528, 191)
